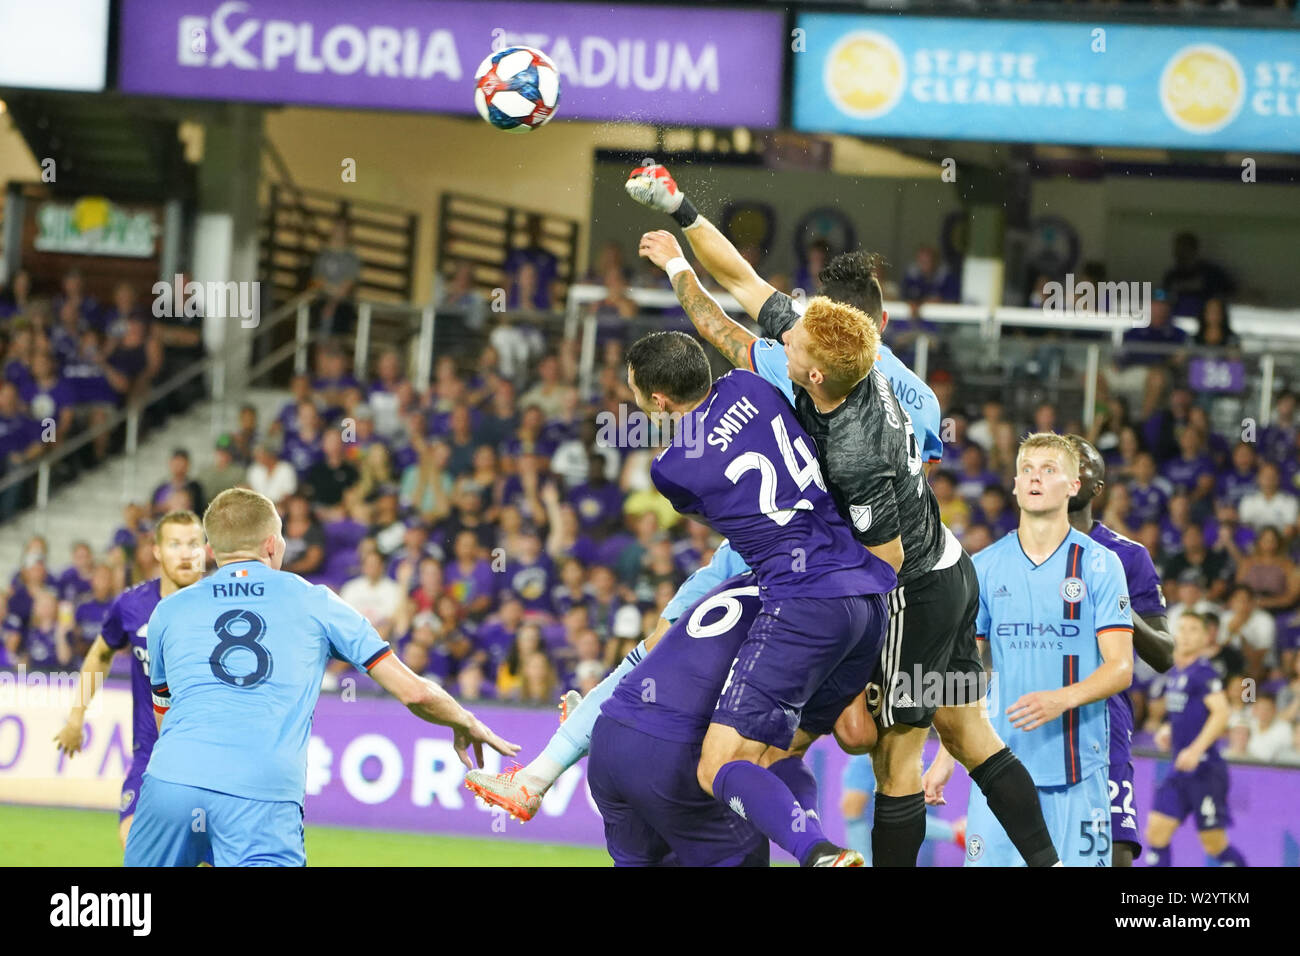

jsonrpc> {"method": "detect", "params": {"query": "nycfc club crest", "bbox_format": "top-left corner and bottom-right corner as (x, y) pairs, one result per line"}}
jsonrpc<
(1060, 577), (1086, 603)
(966, 834), (984, 861)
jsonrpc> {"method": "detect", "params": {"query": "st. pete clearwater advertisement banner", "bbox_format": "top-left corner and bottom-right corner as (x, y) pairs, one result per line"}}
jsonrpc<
(1, 683), (1297, 865)
(793, 13), (1300, 152)
(117, 0), (784, 127)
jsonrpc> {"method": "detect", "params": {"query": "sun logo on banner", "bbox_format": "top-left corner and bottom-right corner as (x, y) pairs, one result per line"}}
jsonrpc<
(1160, 44), (1245, 134)
(823, 31), (906, 120)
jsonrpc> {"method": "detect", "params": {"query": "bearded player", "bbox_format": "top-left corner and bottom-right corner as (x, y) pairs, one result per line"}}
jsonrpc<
(1064, 435), (1174, 867)
(54, 510), (207, 849)
(622, 166), (1059, 867)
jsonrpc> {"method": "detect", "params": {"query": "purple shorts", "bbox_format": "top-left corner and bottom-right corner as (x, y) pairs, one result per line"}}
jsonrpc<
(1108, 698), (1140, 849)
(120, 753), (146, 821)
(588, 717), (768, 867)
(712, 594), (888, 750)
(1109, 759), (1141, 850)
(1152, 759), (1232, 831)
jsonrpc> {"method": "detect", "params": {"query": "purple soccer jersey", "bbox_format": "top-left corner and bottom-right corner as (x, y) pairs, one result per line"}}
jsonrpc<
(100, 578), (164, 759)
(1090, 520), (1167, 848)
(601, 574), (761, 743)
(1161, 657), (1225, 761)
(1151, 656), (1232, 832)
(649, 370), (896, 600)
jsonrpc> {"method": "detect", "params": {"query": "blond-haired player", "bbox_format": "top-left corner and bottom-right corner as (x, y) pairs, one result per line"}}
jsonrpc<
(927, 434), (1134, 866)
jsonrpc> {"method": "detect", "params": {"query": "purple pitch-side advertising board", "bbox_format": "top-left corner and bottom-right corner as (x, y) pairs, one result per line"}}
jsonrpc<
(302, 695), (1300, 866)
(117, 0), (784, 127)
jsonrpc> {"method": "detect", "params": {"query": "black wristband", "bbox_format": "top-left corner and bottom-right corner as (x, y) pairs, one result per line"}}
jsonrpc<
(671, 196), (699, 230)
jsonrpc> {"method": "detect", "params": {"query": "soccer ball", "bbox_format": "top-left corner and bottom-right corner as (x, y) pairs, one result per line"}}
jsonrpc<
(474, 46), (561, 134)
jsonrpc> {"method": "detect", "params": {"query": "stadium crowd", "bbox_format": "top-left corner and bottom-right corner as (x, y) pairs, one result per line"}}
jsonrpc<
(3, 231), (1299, 766)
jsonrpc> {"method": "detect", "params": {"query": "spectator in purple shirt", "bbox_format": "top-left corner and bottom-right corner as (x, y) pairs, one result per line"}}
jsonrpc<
(1161, 426), (1217, 518)
(311, 344), (361, 420)
(17, 589), (71, 670)
(1218, 442), (1258, 507)
(474, 596), (525, 672)
(56, 541), (96, 605)
(1121, 290), (1188, 369)
(150, 449), (206, 519)
(567, 451), (624, 538)
(1128, 451), (1172, 526)
(51, 269), (100, 330)
(973, 485), (1018, 542)
(19, 350), (75, 440)
(900, 244), (960, 304)
(549, 556), (590, 617)
(1161, 232), (1235, 320)
(1260, 391), (1298, 467)
(444, 528), (497, 620)
(0, 382), (42, 518)
(1160, 494), (1194, 556)
(954, 444), (1000, 505)
(271, 374), (316, 438)
(282, 401), (326, 478)
(71, 563), (115, 660)
(498, 529), (554, 614)
(504, 215), (559, 312)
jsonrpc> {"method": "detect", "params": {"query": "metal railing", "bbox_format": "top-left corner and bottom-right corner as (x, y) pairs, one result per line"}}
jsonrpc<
(562, 283), (1300, 429)
(0, 288), (441, 528)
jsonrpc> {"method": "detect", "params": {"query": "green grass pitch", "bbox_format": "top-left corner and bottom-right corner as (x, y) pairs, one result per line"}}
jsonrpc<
(0, 804), (612, 867)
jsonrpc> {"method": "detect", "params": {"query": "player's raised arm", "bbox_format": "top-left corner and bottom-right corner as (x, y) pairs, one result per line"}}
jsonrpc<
(626, 164), (777, 318)
(367, 654), (519, 769)
(53, 635), (117, 756)
(640, 231), (757, 370)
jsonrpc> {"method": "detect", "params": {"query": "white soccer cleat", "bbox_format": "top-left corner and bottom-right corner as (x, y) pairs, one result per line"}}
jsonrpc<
(465, 764), (544, 823)
(559, 690), (582, 724)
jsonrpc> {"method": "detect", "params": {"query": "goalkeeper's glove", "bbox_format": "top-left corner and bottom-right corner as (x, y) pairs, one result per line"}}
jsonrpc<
(625, 163), (700, 229)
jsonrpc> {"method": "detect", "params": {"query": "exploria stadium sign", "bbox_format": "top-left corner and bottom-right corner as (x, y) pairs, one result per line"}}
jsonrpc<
(117, 0), (783, 126)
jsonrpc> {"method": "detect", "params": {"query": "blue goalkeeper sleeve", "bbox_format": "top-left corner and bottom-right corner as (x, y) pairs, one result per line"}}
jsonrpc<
(538, 639), (648, 768)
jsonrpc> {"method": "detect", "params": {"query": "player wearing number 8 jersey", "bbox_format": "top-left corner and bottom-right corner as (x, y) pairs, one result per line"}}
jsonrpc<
(124, 488), (519, 867)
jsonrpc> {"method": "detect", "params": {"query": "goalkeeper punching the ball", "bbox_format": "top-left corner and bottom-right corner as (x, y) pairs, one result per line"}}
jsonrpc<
(468, 165), (1062, 869)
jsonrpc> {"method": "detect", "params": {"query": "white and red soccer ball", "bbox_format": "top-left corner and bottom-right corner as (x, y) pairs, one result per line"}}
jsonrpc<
(474, 46), (561, 134)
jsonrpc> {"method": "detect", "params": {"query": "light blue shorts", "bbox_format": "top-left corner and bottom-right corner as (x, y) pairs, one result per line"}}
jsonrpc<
(964, 764), (1111, 867)
(124, 775), (305, 867)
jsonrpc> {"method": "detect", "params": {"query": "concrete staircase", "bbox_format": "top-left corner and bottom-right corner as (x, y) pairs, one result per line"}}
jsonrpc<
(1, 387), (290, 576)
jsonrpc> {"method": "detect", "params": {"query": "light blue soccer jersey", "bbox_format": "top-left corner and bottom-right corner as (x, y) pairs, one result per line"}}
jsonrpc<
(974, 527), (1133, 788)
(146, 560), (391, 805)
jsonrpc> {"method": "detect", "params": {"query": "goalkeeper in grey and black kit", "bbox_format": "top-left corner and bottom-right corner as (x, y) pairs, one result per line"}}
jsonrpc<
(625, 163), (1063, 867)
